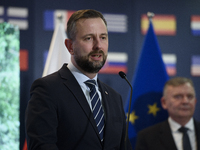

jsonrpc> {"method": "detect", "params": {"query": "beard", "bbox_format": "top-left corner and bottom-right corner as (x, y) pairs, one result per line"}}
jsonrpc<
(74, 50), (107, 73)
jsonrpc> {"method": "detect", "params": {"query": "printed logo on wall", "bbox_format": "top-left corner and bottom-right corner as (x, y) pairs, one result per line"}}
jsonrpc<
(191, 15), (200, 36)
(191, 55), (200, 76)
(99, 52), (128, 74)
(103, 14), (128, 33)
(141, 14), (176, 36)
(43, 9), (128, 33)
(44, 10), (75, 31)
(162, 54), (177, 76)
(0, 6), (28, 30)
(20, 49), (29, 71)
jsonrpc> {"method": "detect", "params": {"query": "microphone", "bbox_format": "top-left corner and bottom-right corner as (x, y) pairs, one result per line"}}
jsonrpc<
(119, 71), (133, 150)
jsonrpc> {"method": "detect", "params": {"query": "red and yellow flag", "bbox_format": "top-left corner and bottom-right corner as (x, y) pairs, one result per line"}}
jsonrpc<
(141, 14), (176, 36)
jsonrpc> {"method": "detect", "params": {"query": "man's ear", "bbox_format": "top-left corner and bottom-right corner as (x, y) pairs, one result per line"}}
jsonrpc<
(65, 39), (74, 55)
(161, 96), (167, 110)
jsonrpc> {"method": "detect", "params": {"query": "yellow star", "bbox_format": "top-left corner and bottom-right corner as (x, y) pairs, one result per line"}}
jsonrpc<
(126, 111), (139, 124)
(148, 102), (160, 117)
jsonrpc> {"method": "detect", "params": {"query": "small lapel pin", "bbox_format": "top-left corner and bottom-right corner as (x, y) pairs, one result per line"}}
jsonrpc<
(105, 91), (108, 95)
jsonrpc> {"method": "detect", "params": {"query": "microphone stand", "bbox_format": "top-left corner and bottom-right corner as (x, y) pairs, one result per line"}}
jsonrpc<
(118, 71), (133, 150)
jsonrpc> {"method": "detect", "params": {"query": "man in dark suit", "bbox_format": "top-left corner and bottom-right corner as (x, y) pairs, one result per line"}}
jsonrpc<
(25, 9), (132, 150)
(135, 77), (200, 150)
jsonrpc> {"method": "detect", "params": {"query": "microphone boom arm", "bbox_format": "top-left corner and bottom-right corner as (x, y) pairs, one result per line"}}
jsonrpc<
(118, 71), (133, 150)
(124, 76), (133, 142)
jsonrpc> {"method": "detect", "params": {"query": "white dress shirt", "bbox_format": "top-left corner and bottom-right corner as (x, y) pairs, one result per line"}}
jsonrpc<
(168, 117), (197, 150)
(67, 62), (102, 111)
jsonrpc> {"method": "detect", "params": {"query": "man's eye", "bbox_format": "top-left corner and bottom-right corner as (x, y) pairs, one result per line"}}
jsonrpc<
(85, 37), (92, 41)
(101, 36), (107, 40)
(174, 95), (183, 99)
(188, 95), (194, 99)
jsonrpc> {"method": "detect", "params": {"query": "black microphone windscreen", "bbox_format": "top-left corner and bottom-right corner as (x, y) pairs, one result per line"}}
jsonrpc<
(119, 71), (126, 79)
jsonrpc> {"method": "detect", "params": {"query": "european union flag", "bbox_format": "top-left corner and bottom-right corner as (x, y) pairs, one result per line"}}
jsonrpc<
(125, 21), (169, 149)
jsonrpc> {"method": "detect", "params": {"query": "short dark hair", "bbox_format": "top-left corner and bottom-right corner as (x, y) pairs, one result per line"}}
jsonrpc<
(66, 9), (107, 40)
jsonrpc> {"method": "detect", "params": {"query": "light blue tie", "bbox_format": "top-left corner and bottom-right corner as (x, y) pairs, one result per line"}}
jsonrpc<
(85, 80), (105, 142)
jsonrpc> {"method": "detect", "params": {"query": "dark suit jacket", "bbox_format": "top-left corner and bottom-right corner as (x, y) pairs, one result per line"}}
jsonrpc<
(25, 64), (132, 150)
(135, 119), (200, 150)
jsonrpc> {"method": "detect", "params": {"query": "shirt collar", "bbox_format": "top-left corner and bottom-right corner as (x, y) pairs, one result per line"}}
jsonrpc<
(67, 62), (98, 85)
(168, 117), (194, 132)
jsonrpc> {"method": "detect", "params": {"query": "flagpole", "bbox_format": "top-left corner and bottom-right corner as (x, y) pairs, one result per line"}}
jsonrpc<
(57, 13), (63, 23)
(147, 12), (154, 22)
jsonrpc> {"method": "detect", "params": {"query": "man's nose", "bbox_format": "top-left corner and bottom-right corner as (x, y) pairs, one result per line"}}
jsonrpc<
(182, 96), (190, 103)
(93, 38), (102, 50)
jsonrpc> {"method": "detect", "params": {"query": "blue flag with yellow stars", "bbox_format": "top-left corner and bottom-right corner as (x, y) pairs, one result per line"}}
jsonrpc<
(125, 21), (169, 149)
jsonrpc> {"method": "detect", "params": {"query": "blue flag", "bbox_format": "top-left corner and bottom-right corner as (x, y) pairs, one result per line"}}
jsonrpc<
(125, 21), (169, 149)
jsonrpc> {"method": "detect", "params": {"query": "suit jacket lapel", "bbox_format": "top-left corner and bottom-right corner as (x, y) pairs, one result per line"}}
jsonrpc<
(97, 79), (116, 144)
(97, 79), (110, 147)
(58, 64), (100, 140)
(160, 119), (200, 150)
(194, 120), (200, 150)
(159, 120), (178, 150)
(97, 79), (109, 120)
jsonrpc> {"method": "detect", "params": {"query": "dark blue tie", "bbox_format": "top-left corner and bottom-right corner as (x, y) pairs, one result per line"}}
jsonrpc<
(178, 126), (192, 150)
(85, 80), (105, 142)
